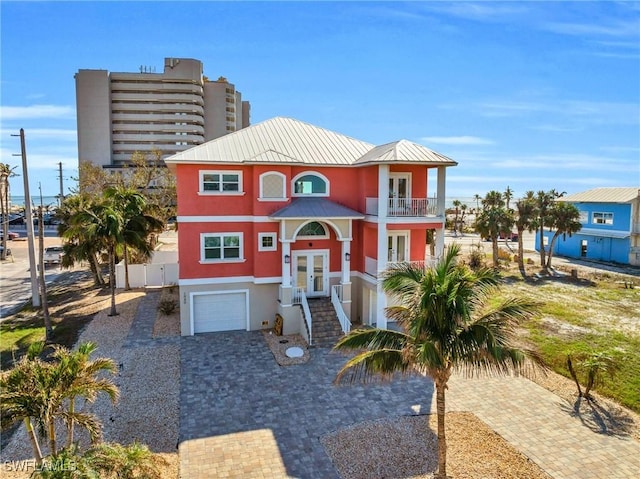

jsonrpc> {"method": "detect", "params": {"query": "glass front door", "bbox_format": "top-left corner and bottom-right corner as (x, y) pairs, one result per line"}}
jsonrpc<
(294, 251), (328, 297)
(389, 174), (410, 213)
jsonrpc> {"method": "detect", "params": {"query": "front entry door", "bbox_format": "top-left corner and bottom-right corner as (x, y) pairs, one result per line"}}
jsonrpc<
(389, 174), (410, 213)
(294, 250), (329, 297)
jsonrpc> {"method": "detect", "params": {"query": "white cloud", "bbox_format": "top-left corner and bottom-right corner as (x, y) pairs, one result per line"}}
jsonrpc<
(421, 136), (494, 146)
(542, 19), (640, 38)
(1, 104), (75, 120)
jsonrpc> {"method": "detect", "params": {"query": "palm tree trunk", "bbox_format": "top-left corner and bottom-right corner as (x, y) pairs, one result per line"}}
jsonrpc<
(66, 399), (75, 447)
(566, 355), (582, 397)
(48, 418), (57, 456)
(545, 233), (560, 270)
(538, 222), (546, 267)
(516, 227), (525, 277)
(491, 238), (499, 268)
(435, 380), (448, 479)
(108, 245), (118, 316)
(124, 244), (130, 290)
(91, 252), (105, 286)
(24, 417), (44, 466)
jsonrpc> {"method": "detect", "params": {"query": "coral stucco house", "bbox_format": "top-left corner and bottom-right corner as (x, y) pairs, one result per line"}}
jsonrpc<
(165, 117), (457, 341)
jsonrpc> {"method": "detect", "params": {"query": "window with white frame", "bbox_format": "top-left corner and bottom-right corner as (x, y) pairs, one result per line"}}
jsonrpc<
(200, 171), (242, 193)
(259, 172), (286, 200)
(201, 233), (243, 261)
(258, 232), (277, 252)
(592, 212), (613, 225)
(292, 172), (329, 196)
(297, 221), (329, 238)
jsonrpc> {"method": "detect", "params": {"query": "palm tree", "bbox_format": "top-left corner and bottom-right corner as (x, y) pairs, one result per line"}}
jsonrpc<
(534, 189), (565, 269)
(482, 190), (504, 208)
(75, 193), (125, 316)
(475, 206), (514, 268)
(545, 201), (581, 270)
(51, 342), (119, 447)
(514, 191), (537, 276)
(451, 199), (461, 236)
(504, 186), (514, 210)
(334, 245), (541, 479)
(473, 193), (481, 213)
(105, 187), (163, 290)
(58, 194), (105, 286)
(0, 163), (19, 261)
(0, 345), (47, 465)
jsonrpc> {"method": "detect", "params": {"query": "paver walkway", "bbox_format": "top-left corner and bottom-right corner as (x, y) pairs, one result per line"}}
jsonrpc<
(179, 331), (640, 479)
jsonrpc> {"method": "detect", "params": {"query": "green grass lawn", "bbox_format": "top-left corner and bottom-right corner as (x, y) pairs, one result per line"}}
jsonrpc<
(500, 268), (640, 412)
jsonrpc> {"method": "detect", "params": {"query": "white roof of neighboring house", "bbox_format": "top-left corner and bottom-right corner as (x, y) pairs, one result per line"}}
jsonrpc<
(561, 187), (640, 204)
(165, 117), (457, 167)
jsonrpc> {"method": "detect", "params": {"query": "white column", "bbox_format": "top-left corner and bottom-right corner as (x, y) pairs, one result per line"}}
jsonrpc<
(377, 164), (390, 329)
(436, 166), (447, 259)
(341, 239), (351, 284)
(282, 241), (291, 287)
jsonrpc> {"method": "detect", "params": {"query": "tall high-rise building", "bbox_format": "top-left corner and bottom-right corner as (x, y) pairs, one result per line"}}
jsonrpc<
(75, 57), (250, 168)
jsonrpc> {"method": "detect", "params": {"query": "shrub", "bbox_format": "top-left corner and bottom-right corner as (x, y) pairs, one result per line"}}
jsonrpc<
(157, 298), (176, 315)
(468, 244), (485, 271)
(497, 248), (512, 262)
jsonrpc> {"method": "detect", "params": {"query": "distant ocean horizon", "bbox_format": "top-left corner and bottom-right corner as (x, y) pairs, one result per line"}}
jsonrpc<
(10, 195), (480, 210)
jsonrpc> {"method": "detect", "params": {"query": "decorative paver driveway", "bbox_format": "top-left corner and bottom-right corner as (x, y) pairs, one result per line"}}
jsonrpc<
(179, 331), (640, 479)
(179, 331), (433, 478)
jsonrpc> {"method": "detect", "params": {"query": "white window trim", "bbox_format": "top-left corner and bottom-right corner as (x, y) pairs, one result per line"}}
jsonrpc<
(258, 171), (288, 202)
(258, 232), (278, 252)
(200, 232), (245, 263)
(295, 221), (330, 239)
(592, 211), (614, 225)
(291, 171), (330, 197)
(199, 170), (245, 196)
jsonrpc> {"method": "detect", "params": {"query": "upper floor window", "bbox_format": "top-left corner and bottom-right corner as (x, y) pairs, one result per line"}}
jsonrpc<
(592, 212), (613, 225)
(200, 170), (242, 194)
(292, 172), (329, 196)
(259, 172), (286, 201)
(201, 232), (243, 262)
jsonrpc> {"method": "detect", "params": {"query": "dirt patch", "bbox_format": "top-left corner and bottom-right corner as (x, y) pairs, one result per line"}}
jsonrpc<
(153, 286), (180, 338)
(262, 329), (310, 365)
(323, 411), (551, 479)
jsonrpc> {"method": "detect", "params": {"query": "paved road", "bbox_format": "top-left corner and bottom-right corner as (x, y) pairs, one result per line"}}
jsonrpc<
(0, 228), (73, 319)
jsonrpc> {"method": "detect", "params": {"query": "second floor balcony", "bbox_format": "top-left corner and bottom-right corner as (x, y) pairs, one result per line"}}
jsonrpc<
(365, 197), (438, 217)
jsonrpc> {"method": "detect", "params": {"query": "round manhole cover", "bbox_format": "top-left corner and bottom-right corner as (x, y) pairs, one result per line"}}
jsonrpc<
(285, 346), (304, 358)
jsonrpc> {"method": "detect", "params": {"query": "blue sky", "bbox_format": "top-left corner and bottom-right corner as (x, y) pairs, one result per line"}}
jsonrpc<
(1, 1), (639, 201)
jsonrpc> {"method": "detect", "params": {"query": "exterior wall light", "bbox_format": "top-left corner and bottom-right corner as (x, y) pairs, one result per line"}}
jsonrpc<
(284, 254), (291, 264)
(345, 252), (351, 261)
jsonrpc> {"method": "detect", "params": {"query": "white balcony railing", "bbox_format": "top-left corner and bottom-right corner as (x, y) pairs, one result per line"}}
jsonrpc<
(331, 285), (351, 335)
(292, 287), (312, 345)
(364, 257), (437, 278)
(365, 197), (438, 217)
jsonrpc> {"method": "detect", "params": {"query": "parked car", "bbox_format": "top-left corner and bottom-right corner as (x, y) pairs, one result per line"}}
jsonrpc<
(0, 230), (20, 240)
(482, 232), (519, 242)
(44, 245), (64, 264)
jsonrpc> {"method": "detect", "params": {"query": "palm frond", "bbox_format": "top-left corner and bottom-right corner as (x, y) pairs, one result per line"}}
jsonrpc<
(334, 349), (412, 385)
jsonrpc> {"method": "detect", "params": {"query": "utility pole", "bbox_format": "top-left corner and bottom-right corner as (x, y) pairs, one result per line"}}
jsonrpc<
(57, 162), (64, 207)
(11, 129), (40, 307)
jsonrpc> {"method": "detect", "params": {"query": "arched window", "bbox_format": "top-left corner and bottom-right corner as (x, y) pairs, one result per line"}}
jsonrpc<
(297, 221), (329, 238)
(292, 172), (329, 196)
(259, 172), (286, 201)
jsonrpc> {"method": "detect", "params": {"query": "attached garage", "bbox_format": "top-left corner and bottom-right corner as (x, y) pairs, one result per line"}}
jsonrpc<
(192, 290), (249, 334)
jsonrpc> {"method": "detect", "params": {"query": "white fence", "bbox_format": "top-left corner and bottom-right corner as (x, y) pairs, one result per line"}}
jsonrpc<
(115, 250), (178, 288)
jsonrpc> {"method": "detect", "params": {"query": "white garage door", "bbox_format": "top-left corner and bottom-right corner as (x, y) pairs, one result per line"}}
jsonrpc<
(193, 292), (247, 333)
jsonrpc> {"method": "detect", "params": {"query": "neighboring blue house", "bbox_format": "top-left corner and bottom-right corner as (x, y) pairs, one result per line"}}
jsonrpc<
(536, 187), (640, 266)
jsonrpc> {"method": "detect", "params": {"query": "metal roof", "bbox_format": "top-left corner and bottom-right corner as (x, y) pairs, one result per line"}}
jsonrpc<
(165, 117), (457, 167)
(561, 187), (639, 204)
(578, 228), (630, 239)
(353, 139), (457, 166)
(269, 197), (365, 219)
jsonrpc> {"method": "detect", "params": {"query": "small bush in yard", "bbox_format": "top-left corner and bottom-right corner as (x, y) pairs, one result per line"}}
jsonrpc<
(157, 298), (176, 315)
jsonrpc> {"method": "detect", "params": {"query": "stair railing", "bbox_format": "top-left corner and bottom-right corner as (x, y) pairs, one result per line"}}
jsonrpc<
(331, 285), (351, 335)
(292, 286), (313, 345)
